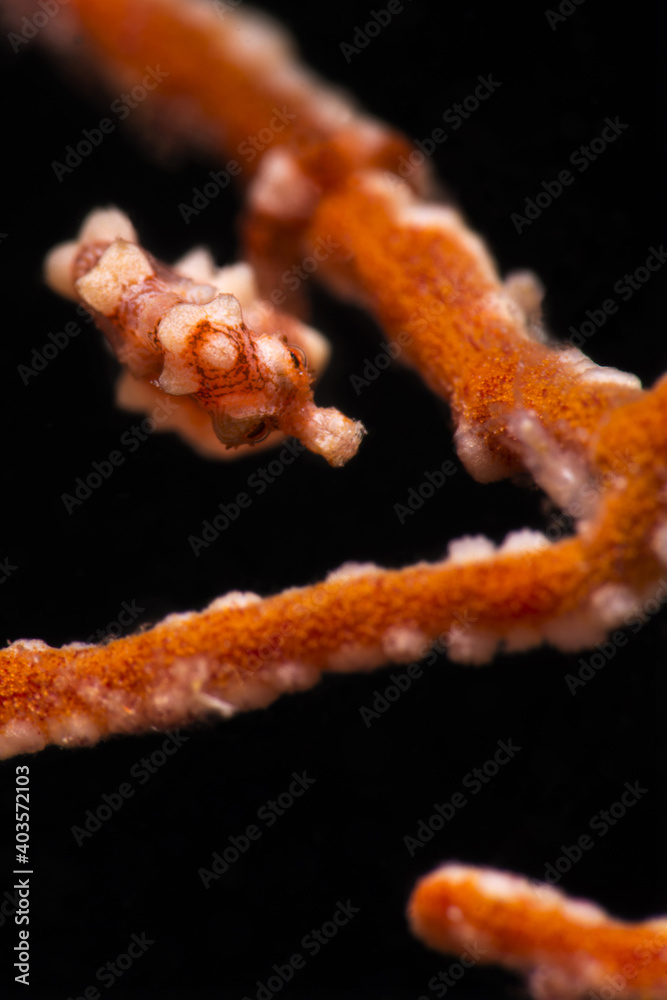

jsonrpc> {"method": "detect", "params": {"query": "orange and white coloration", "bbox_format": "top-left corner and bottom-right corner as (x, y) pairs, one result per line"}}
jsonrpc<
(408, 864), (667, 999)
(3, 0), (666, 988)
(0, 0), (665, 758)
(1, 356), (667, 757)
(45, 207), (363, 466)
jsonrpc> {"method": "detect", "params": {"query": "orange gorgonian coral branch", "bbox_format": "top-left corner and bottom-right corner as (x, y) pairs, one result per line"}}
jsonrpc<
(409, 864), (667, 999)
(1, 0), (666, 761)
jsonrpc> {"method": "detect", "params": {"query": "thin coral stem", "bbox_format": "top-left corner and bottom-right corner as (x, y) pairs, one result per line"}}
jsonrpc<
(307, 176), (643, 482)
(409, 864), (667, 999)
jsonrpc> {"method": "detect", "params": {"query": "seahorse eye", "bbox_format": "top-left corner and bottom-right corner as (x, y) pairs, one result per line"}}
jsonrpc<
(289, 346), (308, 369)
(246, 421), (269, 443)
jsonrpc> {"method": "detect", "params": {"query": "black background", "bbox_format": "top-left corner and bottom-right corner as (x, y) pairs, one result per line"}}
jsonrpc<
(1, 1), (666, 998)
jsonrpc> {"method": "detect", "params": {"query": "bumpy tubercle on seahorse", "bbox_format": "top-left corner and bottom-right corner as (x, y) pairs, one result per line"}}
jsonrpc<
(45, 206), (364, 467)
